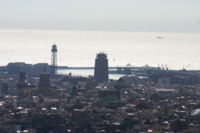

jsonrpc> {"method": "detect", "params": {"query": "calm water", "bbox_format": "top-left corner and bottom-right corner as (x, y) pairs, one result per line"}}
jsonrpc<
(0, 29), (200, 71)
(57, 69), (124, 80)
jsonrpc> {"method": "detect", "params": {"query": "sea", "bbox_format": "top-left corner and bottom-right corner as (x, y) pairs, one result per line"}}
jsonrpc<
(0, 29), (200, 78)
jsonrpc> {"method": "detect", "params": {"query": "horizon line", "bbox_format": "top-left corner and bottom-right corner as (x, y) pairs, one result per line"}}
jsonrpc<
(0, 27), (200, 34)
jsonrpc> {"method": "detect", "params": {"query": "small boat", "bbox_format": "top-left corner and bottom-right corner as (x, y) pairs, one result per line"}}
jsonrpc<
(157, 36), (164, 39)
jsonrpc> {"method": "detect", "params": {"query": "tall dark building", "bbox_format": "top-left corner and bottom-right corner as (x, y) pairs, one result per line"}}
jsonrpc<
(17, 72), (27, 98)
(17, 72), (27, 88)
(94, 53), (109, 82)
(19, 72), (26, 83)
(38, 73), (51, 89)
(51, 44), (57, 76)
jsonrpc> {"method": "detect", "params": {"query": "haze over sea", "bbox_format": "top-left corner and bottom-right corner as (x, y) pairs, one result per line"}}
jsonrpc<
(0, 29), (200, 70)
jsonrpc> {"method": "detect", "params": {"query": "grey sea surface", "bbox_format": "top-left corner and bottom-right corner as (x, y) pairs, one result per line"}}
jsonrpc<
(0, 29), (200, 71)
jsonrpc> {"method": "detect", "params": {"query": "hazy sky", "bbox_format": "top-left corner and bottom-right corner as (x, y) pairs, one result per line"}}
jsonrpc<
(0, 0), (200, 32)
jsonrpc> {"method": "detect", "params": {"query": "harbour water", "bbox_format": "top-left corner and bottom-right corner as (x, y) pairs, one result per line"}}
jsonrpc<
(57, 69), (125, 80)
(0, 29), (200, 71)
